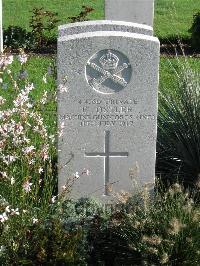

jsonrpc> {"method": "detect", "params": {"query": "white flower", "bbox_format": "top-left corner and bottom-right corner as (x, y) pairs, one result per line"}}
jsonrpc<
(49, 134), (55, 143)
(5, 55), (13, 65)
(40, 145), (49, 161)
(25, 83), (34, 92)
(22, 145), (35, 154)
(11, 177), (15, 185)
(42, 74), (47, 83)
(0, 172), (8, 179)
(17, 53), (28, 65)
(0, 96), (6, 105)
(23, 136), (30, 143)
(23, 180), (33, 193)
(29, 159), (35, 165)
(33, 218), (38, 224)
(0, 54), (14, 69)
(3, 155), (17, 165)
(51, 196), (56, 203)
(11, 208), (19, 216)
(26, 103), (33, 108)
(0, 245), (6, 254)
(5, 206), (10, 213)
(0, 212), (8, 223)
(38, 167), (43, 174)
(7, 55), (13, 64)
(40, 91), (47, 104)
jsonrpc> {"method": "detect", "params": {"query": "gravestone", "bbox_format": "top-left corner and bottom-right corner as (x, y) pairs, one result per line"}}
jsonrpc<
(58, 30), (160, 202)
(105, 0), (154, 27)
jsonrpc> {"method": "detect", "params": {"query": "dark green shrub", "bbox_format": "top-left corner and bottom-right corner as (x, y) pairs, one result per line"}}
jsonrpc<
(29, 7), (60, 51)
(189, 12), (200, 51)
(3, 6), (94, 52)
(3, 26), (34, 50)
(1, 187), (199, 265)
(85, 186), (200, 265)
(120, 186), (200, 265)
(3, 8), (59, 52)
(0, 209), (87, 265)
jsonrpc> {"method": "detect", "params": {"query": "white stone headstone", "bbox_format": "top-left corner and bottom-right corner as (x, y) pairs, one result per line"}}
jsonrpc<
(0, 0), (3, 52)
(57, 30), (160, 203)
(105, 0), (154, 27)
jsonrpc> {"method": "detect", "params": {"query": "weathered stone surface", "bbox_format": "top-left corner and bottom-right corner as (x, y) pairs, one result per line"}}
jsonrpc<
(57, 31), (160, 203)
(58, 20), (153, 37)
(105, 0), (154, 27)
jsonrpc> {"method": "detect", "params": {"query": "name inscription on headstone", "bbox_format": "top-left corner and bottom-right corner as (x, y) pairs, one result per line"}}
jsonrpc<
(59, 98), (156, 128)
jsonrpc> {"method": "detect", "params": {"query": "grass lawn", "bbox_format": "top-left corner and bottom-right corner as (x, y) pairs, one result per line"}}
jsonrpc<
(154, 0), (200, 40)
(160, 56), (200, 89)
(3, 0), (199, 40)
(3, 0), (104, 30)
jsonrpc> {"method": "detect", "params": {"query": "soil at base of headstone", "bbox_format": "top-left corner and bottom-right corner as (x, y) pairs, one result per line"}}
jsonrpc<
(160, 44), (200, 58)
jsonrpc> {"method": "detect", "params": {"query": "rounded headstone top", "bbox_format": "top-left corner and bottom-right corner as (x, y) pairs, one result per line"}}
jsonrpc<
(58, 20), (153, 37)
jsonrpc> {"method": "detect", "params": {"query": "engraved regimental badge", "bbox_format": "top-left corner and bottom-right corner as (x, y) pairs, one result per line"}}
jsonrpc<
(85, 49), (132, 94)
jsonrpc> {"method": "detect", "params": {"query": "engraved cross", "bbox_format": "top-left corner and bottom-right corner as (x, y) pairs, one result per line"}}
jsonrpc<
(85, 131), (128, 196)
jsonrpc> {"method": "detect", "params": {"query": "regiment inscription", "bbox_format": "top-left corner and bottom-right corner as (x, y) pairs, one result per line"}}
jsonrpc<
(59, 97), (156, 127)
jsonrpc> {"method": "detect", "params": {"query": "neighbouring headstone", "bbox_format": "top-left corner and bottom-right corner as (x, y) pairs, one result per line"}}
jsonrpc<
(58, 20), (153, 37)
(105, 0), (154, 27)
(58, 30), (160, 202)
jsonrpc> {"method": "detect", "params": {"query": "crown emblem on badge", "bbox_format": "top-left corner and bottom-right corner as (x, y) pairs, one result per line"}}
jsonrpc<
(99, 50), (119, 70)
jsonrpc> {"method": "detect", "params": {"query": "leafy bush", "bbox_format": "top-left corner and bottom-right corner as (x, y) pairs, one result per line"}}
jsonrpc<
(1, 181), (199, 265)
(85, 185), (200, 265)
(3, 5), (94, 52)
(29, 7), (60, 51)
(189, 12), (200, 51)
(157, 60), (200, 187)
(3, 26), (34, 50)
(0, 203), (87, 265)
(3, 8), (59, 52)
